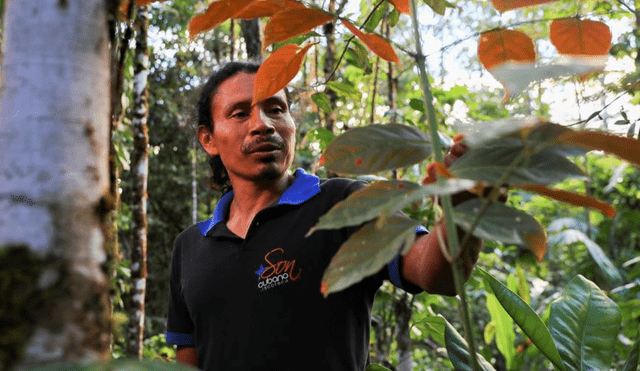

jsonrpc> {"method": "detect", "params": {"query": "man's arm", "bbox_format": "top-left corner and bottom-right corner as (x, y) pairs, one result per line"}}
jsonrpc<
(402, 223), (481, 296)
(176, 346), (198, 367)
(401, 136), (484, 296)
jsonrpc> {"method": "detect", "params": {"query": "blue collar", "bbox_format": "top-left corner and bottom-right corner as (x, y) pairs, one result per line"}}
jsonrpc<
(196, 169), (321, 236)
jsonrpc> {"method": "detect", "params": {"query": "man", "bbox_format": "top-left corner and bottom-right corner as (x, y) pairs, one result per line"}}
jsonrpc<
(166, 61), (480, 370)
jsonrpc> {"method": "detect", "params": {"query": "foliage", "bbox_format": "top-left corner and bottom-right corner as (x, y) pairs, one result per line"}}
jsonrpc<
(109, 0), (640, 369)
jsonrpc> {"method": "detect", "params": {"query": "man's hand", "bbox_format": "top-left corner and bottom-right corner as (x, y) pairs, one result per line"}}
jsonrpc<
(176, 346), (198, 367)
(402, 134), (488, 296)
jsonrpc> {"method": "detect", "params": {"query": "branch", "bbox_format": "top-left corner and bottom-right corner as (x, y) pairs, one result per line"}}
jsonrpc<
(324, 0), (385, 83)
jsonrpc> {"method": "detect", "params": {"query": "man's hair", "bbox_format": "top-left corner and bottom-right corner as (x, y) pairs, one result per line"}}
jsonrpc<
(198, 61), (261, 194)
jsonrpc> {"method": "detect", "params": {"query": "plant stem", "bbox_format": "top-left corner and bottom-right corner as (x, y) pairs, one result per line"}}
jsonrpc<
(408, 1), (479, 370)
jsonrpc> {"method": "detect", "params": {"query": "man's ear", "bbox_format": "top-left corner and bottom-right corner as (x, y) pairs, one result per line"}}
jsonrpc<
(197, 126), (219, 156)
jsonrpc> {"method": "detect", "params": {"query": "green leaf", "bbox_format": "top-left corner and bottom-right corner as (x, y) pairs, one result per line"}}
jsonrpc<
(422, 0), (455, 15)
(484, 321), (496, 345)
(515, 265), (531, 305)
(485, 287), (516, 369)
(323, 124), (431, 175)
(549, 275), (621, 371)
(321, 215), (419, 296)
(308, 180), (420, 233)
(366, 364), (393, 371)
(480, 269), (567, 371)
(388, 8), (400, 27)
(444, 316), (497, 371)
(309, 178), (474, 233)
(449, 138), (586, 186)
(549, 229), (623, 285)
(345, 39), (372, 73)
(273, 31), (320, 49)
(303, 127), (335, 151)
(31, 359), (197, 370)
(409, 98), (425, 113)
(622, 324), (640, 371)
(326, 80), (361, 100)
(311, 92), (333, 113)
(420, 314), (447, 345)
(453, 199), (547, 262)
(364, 2), (388, 32)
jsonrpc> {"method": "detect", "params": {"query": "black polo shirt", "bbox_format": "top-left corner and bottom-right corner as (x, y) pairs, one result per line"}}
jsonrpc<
(166, 169), (424, 371)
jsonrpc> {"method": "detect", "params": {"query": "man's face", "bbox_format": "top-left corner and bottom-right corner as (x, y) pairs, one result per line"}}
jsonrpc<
(200, 72), (296, 185)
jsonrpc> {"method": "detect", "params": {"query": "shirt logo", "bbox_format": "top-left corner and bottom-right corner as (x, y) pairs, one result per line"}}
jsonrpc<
(254, 248), (301, 292)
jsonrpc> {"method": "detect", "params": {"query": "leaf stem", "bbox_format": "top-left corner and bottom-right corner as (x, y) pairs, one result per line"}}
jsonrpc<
(408, 1), (479, 370)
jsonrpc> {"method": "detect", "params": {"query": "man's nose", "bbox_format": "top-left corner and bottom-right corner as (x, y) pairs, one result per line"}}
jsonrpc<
(249, 108), (275, 135)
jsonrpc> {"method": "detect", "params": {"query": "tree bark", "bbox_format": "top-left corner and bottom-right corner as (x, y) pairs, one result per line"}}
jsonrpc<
(240, 18), (262, 61)
(126, 4), (150, 359)
(395, 293), (414, 371)
(0, 0), (111, 368)
(322, 0), (337, 132)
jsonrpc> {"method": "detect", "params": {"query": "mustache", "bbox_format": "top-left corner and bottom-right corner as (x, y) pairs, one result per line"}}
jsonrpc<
(242, 135), (287, 153)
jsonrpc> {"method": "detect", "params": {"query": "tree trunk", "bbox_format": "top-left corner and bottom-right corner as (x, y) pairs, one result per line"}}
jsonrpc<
(386, 21), (397, 125)
(192, 137), (198, 225)
(322, 0), (337, 132)
(395, 293), (413, 371)
(240, 18), (262, 61)
(126, 4), (151, 359)
(230, 19), (235, 61)
(0, 0), (111, 368)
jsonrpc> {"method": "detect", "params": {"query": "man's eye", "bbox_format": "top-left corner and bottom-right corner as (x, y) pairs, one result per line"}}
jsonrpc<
(231, 111), (248, 119)
(269, 106), (284, 114)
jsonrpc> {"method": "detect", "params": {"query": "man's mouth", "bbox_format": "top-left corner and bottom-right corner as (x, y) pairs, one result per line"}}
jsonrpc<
(249, 142), (281, 153)
(244, 137), (286, 154)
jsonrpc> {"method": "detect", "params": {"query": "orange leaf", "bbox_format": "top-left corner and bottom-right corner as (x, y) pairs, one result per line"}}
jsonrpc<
(517, 184), (616, 218)
(263, 7), (334, 46)
(490, 0), (558, 12)
(521, 231), (547, 262)
(550, 18), (612, 56)
(188, 0), (255, 41)
(387, 0), (411, 14)
(478, 28), (536, 70)
(235, 0), (305, 19)
(252, 43), (316, 105)
(341, 20), (400, 64)
(556, 130), (640, 168)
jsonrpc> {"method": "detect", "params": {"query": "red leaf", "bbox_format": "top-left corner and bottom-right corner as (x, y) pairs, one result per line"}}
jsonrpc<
(188, 0), (255, 41)
(478, 28), (536, 70)
(550, 18), (612, 56)
(235, 0), (305, 19)
(341, 20), (400, 64)
(252, 43), (316, 105)
(422, 162), (453, 185)
(387, 0), (411, 14)
(517, 184), (616, 218)
(556, 130), (640, 168)
(490, 0), (558, 12)
(263, 7), (334, 46)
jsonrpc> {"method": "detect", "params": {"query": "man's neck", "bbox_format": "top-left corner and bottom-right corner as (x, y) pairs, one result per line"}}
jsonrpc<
(225, 173), (293, 238)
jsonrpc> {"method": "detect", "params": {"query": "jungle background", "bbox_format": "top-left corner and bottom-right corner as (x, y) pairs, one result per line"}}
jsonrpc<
(1, 0), (639, 370)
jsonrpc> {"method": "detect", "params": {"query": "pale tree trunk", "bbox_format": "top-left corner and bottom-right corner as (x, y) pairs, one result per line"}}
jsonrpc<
(0, 0), (111, 369)
(386, 20), (397, 126)
(192, 137), (198, 225)
(395, 292), (414, 371)
(230, 19), (236, 61)
(126, 4), (150, 359)
(240, 18), (262, 61)
(322, 0), (337, 132)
